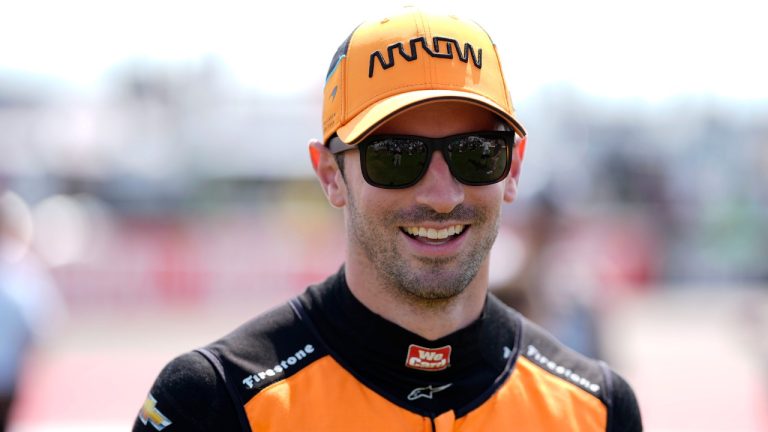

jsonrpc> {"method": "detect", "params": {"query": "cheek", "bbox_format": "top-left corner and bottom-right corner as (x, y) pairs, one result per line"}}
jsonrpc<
(471, 186), (508, 224)
(348, 184), (410, 228)
(357, 189), (402, 217)
(471, 182), (508, 206)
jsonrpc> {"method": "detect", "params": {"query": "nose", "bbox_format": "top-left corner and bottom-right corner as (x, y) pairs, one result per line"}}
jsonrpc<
(413, 151), (464, 214)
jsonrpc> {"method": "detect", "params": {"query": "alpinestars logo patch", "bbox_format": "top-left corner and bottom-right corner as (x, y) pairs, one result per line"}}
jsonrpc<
(407, 383), (453, 400)
(405, 344), (452, 371)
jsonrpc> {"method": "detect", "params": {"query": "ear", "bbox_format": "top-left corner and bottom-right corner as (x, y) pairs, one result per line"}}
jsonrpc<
(309, 139), (347, 208)
(503, 135), (526, 203)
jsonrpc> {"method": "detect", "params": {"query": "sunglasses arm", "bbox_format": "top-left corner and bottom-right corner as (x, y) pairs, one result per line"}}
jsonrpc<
(328, 136), (355, 155)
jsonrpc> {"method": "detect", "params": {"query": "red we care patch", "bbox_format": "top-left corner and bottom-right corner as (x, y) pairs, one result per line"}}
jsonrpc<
(405, 344), (452, 371)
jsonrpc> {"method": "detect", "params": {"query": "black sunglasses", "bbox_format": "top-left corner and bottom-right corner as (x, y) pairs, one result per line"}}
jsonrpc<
(328, 131), (516, 189)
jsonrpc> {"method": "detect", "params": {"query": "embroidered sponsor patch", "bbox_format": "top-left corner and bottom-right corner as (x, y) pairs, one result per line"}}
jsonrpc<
(241, 344), (316, 389)
(525, 345), (601, 394)
(139, 394), (172, 431)
(405, 344), (451, 371)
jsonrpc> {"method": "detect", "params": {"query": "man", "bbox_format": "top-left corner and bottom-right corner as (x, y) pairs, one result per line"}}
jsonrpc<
(133, 7), (642, 431)
(1, 190), (64, 431)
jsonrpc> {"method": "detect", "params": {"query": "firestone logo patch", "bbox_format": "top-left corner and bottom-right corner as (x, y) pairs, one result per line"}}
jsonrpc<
(405, 344), (451, 371)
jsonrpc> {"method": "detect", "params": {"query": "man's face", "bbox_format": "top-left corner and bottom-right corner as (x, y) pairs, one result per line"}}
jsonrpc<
(339, 101), (520, 302)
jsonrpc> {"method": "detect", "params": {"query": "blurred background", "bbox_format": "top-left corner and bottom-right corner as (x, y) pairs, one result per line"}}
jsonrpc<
(1, 0), (766, 430)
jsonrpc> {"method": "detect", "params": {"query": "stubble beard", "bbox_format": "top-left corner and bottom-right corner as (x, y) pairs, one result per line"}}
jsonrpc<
(346, 195), (500, 305)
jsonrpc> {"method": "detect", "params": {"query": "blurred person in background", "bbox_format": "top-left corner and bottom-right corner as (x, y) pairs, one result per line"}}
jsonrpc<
(492, 190), (602, 359)
(134, 7), (641, 431)
(0, 189), (64, 431)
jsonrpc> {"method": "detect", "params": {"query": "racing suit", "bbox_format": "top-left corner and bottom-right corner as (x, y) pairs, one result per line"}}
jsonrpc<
(133, 267), (642, 431)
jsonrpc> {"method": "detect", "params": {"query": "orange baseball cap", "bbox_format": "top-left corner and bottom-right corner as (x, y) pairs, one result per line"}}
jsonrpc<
(322, 7), (526, 147)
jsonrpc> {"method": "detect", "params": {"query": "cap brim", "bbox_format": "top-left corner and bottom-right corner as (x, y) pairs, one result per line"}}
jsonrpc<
(334, 89), (527, 146)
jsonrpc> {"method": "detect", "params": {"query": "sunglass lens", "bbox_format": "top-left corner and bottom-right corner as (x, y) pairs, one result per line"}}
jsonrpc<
(447, 135), (509, 184)
(364, 138), (428, 188)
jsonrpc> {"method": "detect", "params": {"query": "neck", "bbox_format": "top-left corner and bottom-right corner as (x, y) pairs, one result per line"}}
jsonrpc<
(344, 254), (489, 341)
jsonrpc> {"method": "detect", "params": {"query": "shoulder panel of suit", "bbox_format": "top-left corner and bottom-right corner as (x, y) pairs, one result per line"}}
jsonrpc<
(518, 314), (611, 402)
(199, 300), (329, 407)
(194, 270), (625, 431)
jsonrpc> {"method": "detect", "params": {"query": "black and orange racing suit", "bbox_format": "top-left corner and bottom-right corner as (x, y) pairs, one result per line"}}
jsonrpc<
(133, 267), (642, 431)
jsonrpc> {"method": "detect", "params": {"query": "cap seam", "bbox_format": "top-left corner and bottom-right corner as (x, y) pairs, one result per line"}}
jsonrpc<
(493, 44), (513, 113)
(420, 10), (435, 89)
(341, 41), (348, 130)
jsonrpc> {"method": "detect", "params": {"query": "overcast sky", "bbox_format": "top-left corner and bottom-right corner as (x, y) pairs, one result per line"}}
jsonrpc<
(1, 0), (766, 102)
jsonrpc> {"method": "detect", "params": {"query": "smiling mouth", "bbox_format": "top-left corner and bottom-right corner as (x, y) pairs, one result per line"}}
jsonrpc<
(401, 225), (467, 243)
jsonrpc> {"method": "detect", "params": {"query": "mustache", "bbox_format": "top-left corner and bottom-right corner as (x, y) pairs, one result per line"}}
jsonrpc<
(393, 204), (480, 225)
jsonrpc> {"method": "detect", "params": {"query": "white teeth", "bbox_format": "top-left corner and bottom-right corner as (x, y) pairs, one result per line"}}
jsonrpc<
(404, 225), (466, 239)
